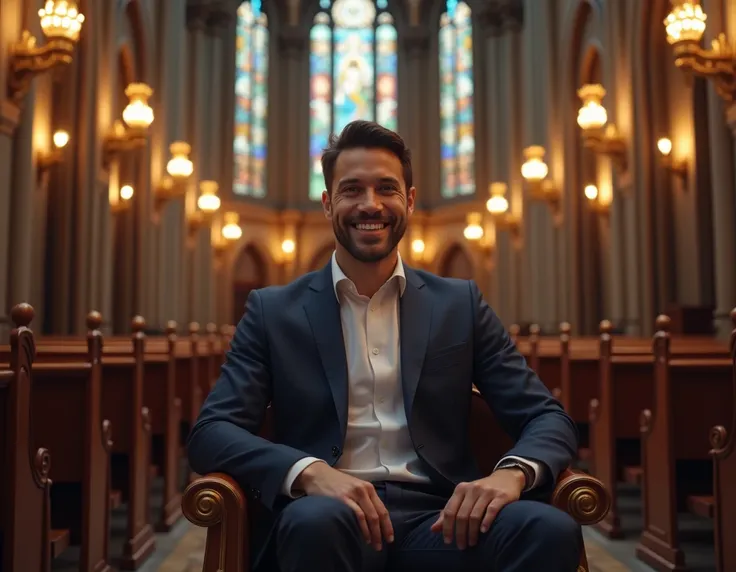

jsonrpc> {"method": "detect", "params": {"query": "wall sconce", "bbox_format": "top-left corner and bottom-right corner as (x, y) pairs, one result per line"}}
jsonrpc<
(664, 3), (735, 111)
(187, 180), (221, 239)
(411, 238), (426, 263)
(577, 84), (627, 170)
(281, 238), (296, 263)
(464, 212), (495, 256)
(485, 182), (522, 243)
(7, 1), (85, 105)
(154, 141), (194, 217)
(656, 137), (688, 179)
(103, 83), (155, 165)
(111, 184), (134, 214)
(463, 212), (484, 241)
(38, 129), (70, 171)
(520, 146), (562, 223)
(212, 211), (242, 259)
(584, 184), (609, 214)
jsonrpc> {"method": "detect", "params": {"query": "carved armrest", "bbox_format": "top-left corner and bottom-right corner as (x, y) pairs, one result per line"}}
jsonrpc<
(551, 468), (610, 526)
(182, 467), (611, 572)
(183, 473), (249, 572)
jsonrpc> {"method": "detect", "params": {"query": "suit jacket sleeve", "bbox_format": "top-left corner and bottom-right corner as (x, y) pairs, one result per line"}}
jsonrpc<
(469, 281), (578, 483)
(186, 289), (312, 510)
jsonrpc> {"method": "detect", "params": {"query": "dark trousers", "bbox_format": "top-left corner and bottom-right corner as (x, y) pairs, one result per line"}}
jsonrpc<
(268, 481), (582, 572)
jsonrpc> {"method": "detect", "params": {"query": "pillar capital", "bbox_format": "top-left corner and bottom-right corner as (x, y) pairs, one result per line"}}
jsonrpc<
(279, 27), (307, 58)
(402, 28), (430, 56)
(478, 0), (524, 37)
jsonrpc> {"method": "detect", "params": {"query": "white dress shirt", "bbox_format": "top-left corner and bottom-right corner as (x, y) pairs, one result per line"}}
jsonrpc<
(281, 252), (542, 497)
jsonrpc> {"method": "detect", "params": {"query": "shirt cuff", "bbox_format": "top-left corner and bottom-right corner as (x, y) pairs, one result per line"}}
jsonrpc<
(281, 457), (326, 498)
(493, 456), (544, 492)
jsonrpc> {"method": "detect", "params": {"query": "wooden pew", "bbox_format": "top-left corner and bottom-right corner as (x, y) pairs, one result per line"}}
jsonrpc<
(140, 321), (183, 532)
(528, 323), (563, 397)
(589, 317), (727, 541)
(98, 316), (155, 569)
(0, 304), (64, 572)
(636, 316), (732, 571)
(30, 312), (114, 572)
(709, 308), (736, 572)
(37, 315), (156, 569)
(175, 322), (202, 446)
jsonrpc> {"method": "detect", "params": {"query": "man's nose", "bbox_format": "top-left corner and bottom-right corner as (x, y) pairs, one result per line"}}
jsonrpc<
(357, 189), (383, 212)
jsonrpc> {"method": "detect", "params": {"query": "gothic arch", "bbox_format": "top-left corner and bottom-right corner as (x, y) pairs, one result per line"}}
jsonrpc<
(302, 0), (407, 35)
(436, 242), (475, 279)
(231, 240), (276, 285)
(231, 243), (269, 324)
(120, 0), (155, 85)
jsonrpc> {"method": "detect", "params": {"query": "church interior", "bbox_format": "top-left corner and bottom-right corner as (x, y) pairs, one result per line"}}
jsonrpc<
(1, 0), (735, 570)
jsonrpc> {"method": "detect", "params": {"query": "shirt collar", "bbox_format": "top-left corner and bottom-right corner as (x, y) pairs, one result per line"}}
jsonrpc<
(331, 251), (407, 299)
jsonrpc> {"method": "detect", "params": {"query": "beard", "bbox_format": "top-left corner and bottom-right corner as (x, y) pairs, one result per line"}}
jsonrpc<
(333, 210), (407, 263)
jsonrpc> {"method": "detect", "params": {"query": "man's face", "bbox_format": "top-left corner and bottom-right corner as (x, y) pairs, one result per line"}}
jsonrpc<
(322, 147), (415, 263)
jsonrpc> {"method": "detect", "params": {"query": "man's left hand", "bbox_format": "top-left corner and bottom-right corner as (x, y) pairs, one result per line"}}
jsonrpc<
(430, 469), (526, 549)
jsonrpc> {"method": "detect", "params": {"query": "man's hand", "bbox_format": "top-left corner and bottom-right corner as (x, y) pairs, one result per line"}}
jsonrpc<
(430, 468), (525, 550)
(293, 462), (394, 551)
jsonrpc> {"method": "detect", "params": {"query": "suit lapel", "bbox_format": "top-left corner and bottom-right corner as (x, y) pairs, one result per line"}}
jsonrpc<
(400, 267), (432, 420)
(303, 265), (349, 439)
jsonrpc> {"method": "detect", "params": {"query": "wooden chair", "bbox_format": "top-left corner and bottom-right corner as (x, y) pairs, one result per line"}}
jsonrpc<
(182, 390), (611, 572)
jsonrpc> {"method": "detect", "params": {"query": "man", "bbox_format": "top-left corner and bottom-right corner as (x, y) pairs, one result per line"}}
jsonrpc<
(188, 120), (580, 571)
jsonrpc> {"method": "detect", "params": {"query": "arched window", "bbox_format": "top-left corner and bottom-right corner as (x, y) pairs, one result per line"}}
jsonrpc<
(233, 1), (269, 197)
(309, 0), (398, 200)
(439, 0), (475, 198)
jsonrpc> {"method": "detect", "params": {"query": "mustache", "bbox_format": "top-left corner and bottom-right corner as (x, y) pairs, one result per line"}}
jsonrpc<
(346, 213), (396, 225)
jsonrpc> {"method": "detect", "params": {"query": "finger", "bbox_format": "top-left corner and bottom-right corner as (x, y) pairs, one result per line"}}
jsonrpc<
(430, 512), (444, 533)
(343, 497), (372, 545)
(368, 487), (394, 543)
(453, 492), (480, 550)
(480, 497), (507, 534)
(467, 494), (493, 547)
(441, 488), (466, 544)
(356, 488), (383, 550)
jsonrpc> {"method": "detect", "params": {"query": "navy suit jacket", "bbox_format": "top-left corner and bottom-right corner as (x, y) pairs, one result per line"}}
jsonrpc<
(187, 263), (577, 511)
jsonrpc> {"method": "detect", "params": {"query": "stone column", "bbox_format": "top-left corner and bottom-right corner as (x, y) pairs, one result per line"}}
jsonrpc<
(183, 11), (210, 326)
(8, 0), (56, 323)
(0, 0), (26, 338)
(402, 29), (431, 206)
(521, 0), (557, 330)
(703, 0), (736, 337)
(480, 5), (510, 320)
(279, 26), (308, 208)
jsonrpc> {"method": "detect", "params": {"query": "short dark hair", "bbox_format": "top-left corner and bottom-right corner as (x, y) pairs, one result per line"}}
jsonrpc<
(321, 120), (413, 193)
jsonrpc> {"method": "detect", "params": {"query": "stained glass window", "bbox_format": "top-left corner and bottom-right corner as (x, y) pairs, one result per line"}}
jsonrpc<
(439, 1), (475, 198)
(233, 1), (269, 197)
(309, 0), (398, 200)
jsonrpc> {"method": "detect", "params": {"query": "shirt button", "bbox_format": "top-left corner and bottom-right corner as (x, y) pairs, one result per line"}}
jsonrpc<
(372, 348), (379, 355)
(331, 446), (340, 457)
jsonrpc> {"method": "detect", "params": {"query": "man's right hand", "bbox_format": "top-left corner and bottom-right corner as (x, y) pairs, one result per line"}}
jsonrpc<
(293, 462), (394, 551)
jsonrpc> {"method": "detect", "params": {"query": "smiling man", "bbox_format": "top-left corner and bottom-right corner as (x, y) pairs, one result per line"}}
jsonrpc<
(187, 120), (580, 572)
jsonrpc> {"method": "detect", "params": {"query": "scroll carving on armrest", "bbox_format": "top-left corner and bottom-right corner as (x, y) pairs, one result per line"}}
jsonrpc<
(551, 468), (611, 526)
(182, 473), (248, 572)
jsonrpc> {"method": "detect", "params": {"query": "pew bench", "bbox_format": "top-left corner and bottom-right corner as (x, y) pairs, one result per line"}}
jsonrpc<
(0, 304), (67, 572)
(181, 391), (611, 572)
(636, 317), (733, 571)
